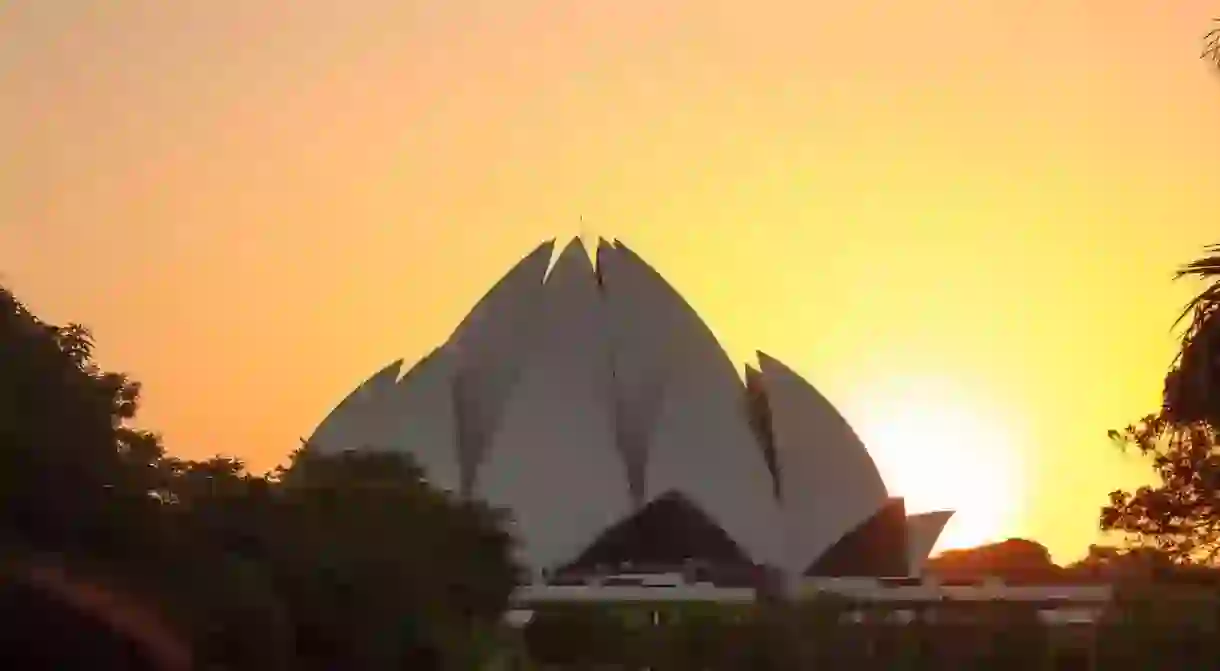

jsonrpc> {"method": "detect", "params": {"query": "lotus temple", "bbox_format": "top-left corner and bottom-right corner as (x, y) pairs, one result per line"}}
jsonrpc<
(305, 238), (956, 591)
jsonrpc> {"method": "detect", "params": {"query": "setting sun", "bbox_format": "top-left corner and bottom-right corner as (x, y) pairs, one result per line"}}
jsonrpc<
(846, 378), (1026, 554)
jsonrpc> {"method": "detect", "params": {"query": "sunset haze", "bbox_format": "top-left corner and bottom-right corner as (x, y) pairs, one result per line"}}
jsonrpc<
(4, 1), (1220, 563)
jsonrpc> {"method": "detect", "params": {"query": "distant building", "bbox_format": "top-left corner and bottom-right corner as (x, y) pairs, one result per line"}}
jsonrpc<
(306, 237), (954, 590)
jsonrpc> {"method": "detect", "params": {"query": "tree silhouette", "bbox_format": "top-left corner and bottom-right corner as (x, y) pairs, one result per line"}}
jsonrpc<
(1101, 30), (1220, 559)
(0, 285), (171, 569)
(1159, 245), (1220, 427)
(922, 538), (1064, 582)
(250, 446), (521, 670)
(0, 285), (207, 665)
(0, 283), (521, 669)
(1101, 415), (1220, 563)
(1159, 21), (1220, 424)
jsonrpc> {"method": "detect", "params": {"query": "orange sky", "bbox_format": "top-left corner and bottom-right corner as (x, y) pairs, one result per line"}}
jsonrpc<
(4, 1), (1220, 562)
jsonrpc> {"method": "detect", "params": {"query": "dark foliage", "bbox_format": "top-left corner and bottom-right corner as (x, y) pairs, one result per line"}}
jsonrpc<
(1110, 29), (1220, 565)
(520, 599), (1132, 670)
(0, 284), (520, 669)
(1101, 415), (1220, 562)
(925, 538), (1065, 582)
(1162, 246), (1220, 427)
(0, 287), (167, 560)
(517, 595), (1220, 670)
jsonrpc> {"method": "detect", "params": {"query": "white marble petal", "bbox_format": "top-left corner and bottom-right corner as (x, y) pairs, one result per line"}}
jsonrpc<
(383, 347), (462, 493)
(446, 240), (554, 493)
(905, 510), (955, 576)
(756, 352), (890, 576)
(474, 239), (631, 573)
(306, 359), (404, 453)
(612, 242), (785, 567)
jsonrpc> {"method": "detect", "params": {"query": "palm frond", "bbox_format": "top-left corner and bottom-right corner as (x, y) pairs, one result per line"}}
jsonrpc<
(1205, 19), (1220, 67)
(1172, 244), (1220, 332)
(1174, 244), (1220, 280)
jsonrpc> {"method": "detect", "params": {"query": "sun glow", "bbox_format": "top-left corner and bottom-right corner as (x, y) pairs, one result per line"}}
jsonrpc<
(846, 378), (1026, 554)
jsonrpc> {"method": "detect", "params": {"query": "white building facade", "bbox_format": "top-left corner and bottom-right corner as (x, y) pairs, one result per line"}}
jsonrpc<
(306, 238), (955, 587)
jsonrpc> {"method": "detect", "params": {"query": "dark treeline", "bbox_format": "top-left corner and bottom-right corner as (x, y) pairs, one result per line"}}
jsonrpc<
(923, 538), (1220, 585)
(515, 595), (1220, 670)
(0, 285), (520, 669)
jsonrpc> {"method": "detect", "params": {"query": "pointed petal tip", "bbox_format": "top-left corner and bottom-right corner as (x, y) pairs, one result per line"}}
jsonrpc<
(912, 509), (956, 519)
(558, 236), (593, 261)
(378, 359), (405, 380)
(525, 238), (557, 262)
(543, 237), (598, 284)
